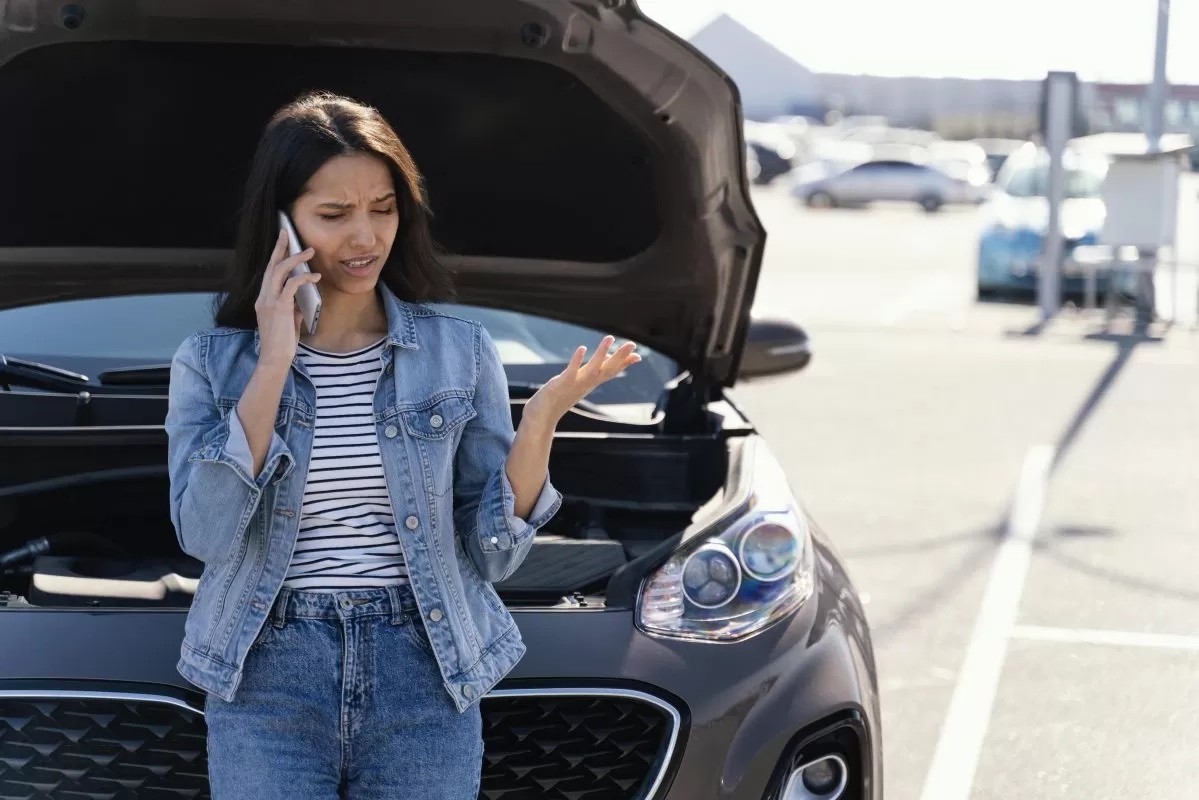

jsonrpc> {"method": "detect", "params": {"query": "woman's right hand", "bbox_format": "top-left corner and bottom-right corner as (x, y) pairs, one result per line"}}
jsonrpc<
(255, 229), (321, 370)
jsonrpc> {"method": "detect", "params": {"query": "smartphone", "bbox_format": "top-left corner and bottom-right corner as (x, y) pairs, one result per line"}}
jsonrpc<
(277, 210), (322, 335)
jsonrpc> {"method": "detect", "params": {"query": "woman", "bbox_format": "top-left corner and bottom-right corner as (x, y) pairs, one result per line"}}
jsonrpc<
(164, 91), (639, 799)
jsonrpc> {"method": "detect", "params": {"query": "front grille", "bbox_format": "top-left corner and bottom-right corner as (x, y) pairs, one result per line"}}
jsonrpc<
(0, 690), (678, 800)
(0, 696), (208, 800)
(480, 692), (676, 800)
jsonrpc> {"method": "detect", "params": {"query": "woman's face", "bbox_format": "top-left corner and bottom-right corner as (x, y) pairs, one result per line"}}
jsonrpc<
(290, 153), (400, 299)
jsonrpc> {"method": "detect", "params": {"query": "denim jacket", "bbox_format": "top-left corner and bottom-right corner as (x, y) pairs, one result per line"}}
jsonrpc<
(164, 285), (562, 712)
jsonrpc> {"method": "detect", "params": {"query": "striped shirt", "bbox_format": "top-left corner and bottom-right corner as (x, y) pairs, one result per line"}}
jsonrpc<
(282, 338), (409, 591)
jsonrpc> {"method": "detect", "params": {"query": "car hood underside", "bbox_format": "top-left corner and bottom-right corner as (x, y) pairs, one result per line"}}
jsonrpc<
(0, 0), (766, 384)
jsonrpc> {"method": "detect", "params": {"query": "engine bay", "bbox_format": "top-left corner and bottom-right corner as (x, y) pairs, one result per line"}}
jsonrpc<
(0, 413), (728, 610)
(0, 496), (695, 610)
(24, 554), (202, 608)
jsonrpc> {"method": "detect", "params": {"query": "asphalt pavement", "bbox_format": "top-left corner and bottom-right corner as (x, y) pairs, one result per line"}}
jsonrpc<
(730, 178), (1199, 799)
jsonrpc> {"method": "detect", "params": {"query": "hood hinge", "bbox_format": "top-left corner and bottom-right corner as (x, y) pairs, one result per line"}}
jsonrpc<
(656, 371), (714, 434)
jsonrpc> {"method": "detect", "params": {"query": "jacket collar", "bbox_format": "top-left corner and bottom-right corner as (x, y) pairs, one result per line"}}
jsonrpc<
(379, 282), (420, 351)
(251, 282), (420, 355)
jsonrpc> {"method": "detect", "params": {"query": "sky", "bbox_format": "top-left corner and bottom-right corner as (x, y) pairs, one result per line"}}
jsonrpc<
(637, 0), (1199, 84)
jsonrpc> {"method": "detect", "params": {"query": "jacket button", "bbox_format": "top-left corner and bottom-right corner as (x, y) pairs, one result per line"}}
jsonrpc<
(405, 515), (419, 530)
(462, 684), (475, 699)
(384, 424), (399, 439)
(429, 608), (444, 622)
(490, 537), (499, 544)
(429, 414), (443, 428)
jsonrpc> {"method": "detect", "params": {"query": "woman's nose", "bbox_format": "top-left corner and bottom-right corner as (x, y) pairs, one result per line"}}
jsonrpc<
(349, 212), (377, 248)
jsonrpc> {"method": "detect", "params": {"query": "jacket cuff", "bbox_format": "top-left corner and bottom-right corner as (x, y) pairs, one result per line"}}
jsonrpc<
(189, 408), (295, 491)
(479, 468), (562, 553)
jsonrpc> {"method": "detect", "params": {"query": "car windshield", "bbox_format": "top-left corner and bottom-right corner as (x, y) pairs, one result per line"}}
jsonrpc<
(0, 293), (679, 411)
(1001, 161), (1107, 199)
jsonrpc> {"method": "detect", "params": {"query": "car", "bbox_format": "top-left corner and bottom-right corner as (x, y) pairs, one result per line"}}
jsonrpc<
(0, 2), (881, 799)
(746, 144), (762, 183)
(926, 139), (994, 185)
(976, 143), (1127, 299)
(791, 158), (987, 212)
(746, 141), (794, 185)
(745, 121), (798, 185)
(971, 138), (1029, 181)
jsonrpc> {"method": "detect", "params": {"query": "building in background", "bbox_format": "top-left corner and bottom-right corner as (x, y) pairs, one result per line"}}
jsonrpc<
(1089, 82), (1199, 134)
(686, 13), (1199, 143)
(816, 73), (1045, 138)
(686, 14), (825, 120)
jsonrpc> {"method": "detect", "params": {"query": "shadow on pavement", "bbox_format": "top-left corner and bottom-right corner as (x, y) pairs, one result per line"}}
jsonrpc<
(1007, 314), (1157, 474)
(839, 527), (996, 560)
(1049, 334), (1140, 472)
(868, 529), (1002, 644)
(1037, 544), (1199, 606)
(852, 317), (1165, 641)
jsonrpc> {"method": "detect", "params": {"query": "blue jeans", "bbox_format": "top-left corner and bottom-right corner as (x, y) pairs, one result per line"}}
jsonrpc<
(204, 584), (483, 799)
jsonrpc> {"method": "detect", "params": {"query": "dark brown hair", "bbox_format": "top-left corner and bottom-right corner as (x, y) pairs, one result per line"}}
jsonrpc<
(214, 91), (454, 328)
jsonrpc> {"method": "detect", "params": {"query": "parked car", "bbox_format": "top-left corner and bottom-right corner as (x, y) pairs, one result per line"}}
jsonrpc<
(976, 143), (1122, 298)
(0, 2), (880, 800)
(926, 140), (993, 185)
(791, 158), (988, 212)
(746, 141), (793, 185)
(746, 143), (762, 183)
(745, 121), (797, 185)
(971, 137), (1029, 181)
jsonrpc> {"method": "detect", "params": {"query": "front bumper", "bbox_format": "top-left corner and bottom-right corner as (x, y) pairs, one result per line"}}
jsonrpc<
(0, 540), (880, 799)
(507, 546), (880, 798)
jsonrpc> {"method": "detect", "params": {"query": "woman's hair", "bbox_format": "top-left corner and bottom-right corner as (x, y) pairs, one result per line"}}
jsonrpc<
(213, 91), (454, 329)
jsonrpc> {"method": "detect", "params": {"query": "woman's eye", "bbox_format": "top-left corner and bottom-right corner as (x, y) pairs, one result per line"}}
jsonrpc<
(373, 207), (396, 215)
(319, 214), (344, 221)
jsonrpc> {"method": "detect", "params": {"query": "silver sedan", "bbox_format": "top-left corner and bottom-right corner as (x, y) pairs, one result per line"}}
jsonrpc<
(791, 158), (989, 212)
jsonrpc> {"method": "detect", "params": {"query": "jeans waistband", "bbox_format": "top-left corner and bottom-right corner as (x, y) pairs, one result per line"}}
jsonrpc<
(271, 584), (419, 627)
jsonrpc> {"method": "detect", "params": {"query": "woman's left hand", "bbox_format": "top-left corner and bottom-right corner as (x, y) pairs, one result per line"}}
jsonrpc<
(524, 336), (641, 424)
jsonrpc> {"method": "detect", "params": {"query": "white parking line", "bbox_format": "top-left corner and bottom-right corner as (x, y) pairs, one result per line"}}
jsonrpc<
(918, 444), (1055, 800)
(1012, 625), (1199, 652)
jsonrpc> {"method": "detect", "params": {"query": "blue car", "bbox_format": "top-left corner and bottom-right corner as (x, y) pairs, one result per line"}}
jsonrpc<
(977, 144), (1115, 298)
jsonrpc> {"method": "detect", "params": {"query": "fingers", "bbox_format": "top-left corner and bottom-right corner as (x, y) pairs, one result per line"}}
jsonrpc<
(570, 337), (639, 385)
(601, 342), (639, 377)
(268, 229), (288, 269)
(566, 345), (586, 373)
(279, 271), (322, 303)
(270, 247), (316, 294)
(582, 336), (615, 375)
(258, 231), (290, 301)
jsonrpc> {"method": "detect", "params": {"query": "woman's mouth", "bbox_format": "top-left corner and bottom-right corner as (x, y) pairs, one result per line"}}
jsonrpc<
(339, 255), (379, 276)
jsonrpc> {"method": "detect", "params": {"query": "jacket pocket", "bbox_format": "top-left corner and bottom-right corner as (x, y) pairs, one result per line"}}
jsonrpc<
(398, 394), (475, 440)
(399, 394), (476, 496)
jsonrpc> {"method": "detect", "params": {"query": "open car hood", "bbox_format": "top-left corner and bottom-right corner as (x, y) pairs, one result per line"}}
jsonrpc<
(0, 0), (765, 385)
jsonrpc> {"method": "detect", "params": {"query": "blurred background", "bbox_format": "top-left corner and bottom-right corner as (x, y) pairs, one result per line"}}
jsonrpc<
(640, 1), (1199, 798)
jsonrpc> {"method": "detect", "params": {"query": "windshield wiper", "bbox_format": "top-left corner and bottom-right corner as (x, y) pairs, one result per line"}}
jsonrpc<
(97, 364), (171, 387)
(0, 354), (91, 393)
(0, 355), (172, 394)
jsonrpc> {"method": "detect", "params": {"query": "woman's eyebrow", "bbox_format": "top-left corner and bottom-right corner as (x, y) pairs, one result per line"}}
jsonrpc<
(316, 193), (396, 210)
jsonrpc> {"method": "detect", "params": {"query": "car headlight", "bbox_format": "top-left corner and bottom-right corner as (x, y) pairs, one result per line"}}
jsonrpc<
(637, 441), (816, 641)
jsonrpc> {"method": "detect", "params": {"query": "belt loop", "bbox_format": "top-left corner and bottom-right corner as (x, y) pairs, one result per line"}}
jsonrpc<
(385, 585), (405, 625)
(272, 588), (292, 629)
